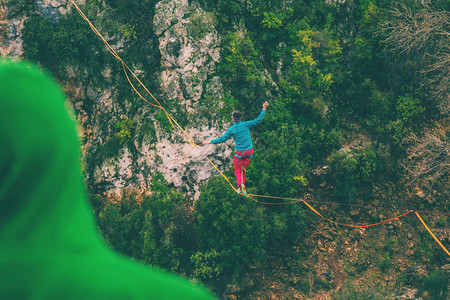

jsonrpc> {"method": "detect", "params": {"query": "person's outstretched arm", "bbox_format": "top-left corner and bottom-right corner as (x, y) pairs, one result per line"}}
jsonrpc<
(245, 101), (269, 128)
(202, 128), (233, 145)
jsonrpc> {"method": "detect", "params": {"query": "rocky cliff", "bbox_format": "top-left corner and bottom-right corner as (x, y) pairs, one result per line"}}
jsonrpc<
(2, 0), (233, 201)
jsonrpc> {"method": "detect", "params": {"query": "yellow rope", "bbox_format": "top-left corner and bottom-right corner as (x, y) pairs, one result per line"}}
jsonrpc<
(245, 194), (303, 205)
(202, 153), (236, 191)
(302, 201), (413, 228)
(415, 212), (450, 257)
(121, 62), (162, 108)
(247, 193), (305, 204)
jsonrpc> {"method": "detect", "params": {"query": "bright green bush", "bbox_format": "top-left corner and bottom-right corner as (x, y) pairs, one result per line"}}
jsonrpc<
(396, 95), (425, 125)
(191, 250), (222, 282)
(115, 118), (136, 144)
(385, 95), (425, 149)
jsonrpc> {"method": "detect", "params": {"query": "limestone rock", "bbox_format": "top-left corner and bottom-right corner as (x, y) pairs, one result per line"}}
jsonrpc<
(153, 0), (189, 36)
(154, 0), (221, 108)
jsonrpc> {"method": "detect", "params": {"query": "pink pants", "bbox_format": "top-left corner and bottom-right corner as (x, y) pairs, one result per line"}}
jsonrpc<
(234, 148), (254, 187)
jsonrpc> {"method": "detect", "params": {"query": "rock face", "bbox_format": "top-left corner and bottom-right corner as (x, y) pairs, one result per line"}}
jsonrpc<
(1, 1), (26, 57)
(154, 0), (221, 108)
(90, 0), (229, 201)
(148, 0), (229, 198)
(0, 6), (7, 52)
(2, 0), (231, 201)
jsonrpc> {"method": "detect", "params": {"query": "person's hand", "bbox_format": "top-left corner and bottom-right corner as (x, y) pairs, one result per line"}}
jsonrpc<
(263, 101), (269, 110)
(202, 140), (211, 145)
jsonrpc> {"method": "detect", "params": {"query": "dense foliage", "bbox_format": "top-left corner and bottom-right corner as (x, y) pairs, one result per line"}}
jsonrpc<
(93, 174), (306, 287)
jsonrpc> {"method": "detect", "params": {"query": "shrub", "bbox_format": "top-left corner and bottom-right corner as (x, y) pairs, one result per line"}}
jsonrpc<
(194, 176), (267, 277)
(187, 11), (216, 40)
(115, 118), (136, 144)
(328, 146), (383, 203)
(379, 257), (392, 273)
(96, 174), (188, 272)
(97, 191), (145, 258)
(191, 250), (222, 282)
(251, 120), (340, 198)
(22, 13), (106, 75)
(265, 204), (306, 246)
(396, 96), (424, 125)
(417, 269), (448, 300)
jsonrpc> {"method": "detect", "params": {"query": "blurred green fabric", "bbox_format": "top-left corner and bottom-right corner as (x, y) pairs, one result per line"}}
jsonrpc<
(0, 60), (215, 300)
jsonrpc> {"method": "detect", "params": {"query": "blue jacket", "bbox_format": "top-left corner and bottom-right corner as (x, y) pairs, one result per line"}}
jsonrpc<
(212, 110), (266, 151)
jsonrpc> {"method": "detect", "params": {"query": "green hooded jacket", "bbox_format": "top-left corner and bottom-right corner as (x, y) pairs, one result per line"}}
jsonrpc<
(0, 61), (216, 300)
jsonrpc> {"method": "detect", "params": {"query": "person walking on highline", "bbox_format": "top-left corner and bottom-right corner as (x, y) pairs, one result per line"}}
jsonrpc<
(203, 101), (269, 195)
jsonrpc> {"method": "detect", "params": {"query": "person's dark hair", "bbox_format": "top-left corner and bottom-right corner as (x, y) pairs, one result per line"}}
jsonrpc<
(232, 111), (242, 122)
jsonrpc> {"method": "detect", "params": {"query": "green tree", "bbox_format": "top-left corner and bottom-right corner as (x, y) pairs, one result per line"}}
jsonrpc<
(195, 177), (267, 277)
(97, 191), (146, 258)
(219, 29), (272, 111)
(283, 23), (343, 117)
(250, 117), (340, 198)
(22, 13), (107, 75)
(96, 174), (189, 273)
(385, 95), (425, 149)
(191, 250), (222, 283)
(328, 146), (384, 203)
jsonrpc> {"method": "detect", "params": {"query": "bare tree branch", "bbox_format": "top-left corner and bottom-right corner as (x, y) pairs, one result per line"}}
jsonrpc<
(380, 2), (450, 115)
(402, 119), (450, 183)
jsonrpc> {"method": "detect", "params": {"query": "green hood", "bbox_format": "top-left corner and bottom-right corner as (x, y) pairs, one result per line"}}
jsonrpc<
(0, 60), (101, 250)
(0, 60), (215, 300)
